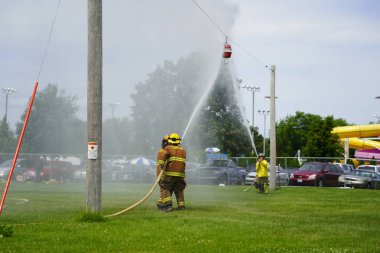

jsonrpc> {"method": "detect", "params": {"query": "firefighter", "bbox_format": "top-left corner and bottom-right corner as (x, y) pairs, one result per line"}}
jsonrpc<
(156, 135), (169, 211)
(256, 153), (269, 193)
(158, 132), (187, 212)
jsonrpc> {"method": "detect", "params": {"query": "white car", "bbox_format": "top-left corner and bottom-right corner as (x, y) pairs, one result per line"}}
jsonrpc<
(245, 166), (289, 186)
(356, 165), (380, 174)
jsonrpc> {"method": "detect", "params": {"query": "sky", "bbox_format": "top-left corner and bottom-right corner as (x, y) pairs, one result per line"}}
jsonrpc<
(1, 0), (380, 137)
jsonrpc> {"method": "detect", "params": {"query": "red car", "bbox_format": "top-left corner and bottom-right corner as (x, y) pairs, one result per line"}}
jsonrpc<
(289, 162), (344, 187)
(24, 160), (74, 182)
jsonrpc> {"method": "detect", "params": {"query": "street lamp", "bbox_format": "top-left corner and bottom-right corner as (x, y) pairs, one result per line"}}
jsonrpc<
(109, 102), (120, 120)
(1, 87), (17, 123)
(241, 85), (260, 131)
(258, 110), (270, 155)
(375, 96), (380, 99)
(373, 114), (380, 123)
(109, 102), (120, 131)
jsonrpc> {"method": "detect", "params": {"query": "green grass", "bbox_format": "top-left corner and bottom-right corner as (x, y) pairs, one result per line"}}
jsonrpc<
(0, 182), (379, 253)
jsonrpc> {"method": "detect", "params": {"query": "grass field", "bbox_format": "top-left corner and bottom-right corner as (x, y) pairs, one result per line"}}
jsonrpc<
(0, 182), (379, 253)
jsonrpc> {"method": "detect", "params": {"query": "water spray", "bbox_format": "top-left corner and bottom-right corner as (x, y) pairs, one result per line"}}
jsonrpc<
(106, 55), (222, 217)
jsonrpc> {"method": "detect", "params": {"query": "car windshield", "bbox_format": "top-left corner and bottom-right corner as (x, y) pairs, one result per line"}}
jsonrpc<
(348, 170), (372, 177)
(205, 160), (227, 167)
(358, 166), (376, 172)
(299, 163), (325, 172)
(0, 160), (14, 167)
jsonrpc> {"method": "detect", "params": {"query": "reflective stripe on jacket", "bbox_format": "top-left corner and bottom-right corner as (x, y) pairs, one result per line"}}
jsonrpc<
(156, 148), (165, 176)
(160, 145), (186, 177)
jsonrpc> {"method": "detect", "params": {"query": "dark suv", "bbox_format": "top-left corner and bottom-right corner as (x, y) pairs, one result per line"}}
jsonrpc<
(289, 162), (344, 187)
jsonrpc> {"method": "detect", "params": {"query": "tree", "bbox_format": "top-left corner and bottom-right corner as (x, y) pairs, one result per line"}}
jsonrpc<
(195, 64), (252, 157)
(0, 117), (16, 154)
(277, 111), (347, 159)
(102, 117), (135, 157)
(130, 52), (221, 155)
(130, 52), (253, 158)
(16, 84), (86, 154)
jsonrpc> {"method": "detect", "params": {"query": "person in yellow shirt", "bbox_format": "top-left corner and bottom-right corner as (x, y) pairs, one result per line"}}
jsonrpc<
(256, 153), (269, 193)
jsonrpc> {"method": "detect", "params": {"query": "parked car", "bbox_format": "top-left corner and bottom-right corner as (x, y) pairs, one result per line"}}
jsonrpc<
(29, 160), (74, 182)
(196, 159), (246, 185)
(185, 162), (201, 184)
(245, 166), (289, 186)
(283, 167), (298, 177)
(0, 159), (36, 181)
(73, 160), (114, 182)
(356, 165), (380, 174)
(289, 162), (344, 187)
(334, 163), (355, 174)
(338, 169), (380, 189)
(112, 164), (156, 183)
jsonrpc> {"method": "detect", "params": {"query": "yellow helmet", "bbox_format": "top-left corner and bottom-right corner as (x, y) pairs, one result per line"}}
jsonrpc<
(162, 135), (170, 148)
(163, 135), (169, 142)
(168, 132), (181, 144)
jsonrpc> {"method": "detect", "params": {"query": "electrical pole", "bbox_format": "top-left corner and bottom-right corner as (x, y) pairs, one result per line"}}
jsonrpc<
(87, 0), (102, 213)
(269, 65), (276, 191)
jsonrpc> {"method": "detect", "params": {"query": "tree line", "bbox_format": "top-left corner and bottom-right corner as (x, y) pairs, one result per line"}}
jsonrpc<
(0, 52), (349, 163)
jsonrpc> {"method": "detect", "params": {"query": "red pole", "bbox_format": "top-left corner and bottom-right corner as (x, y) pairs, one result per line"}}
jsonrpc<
(0, 82), (39, 215)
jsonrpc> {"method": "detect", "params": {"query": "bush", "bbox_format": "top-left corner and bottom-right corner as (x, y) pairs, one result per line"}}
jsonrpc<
(0, 224), (13, 238)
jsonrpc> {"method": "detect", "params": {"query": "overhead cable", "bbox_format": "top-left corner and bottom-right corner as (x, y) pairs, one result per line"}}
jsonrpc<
(36, 0), (62, 82)
(191, 0), (268, 69)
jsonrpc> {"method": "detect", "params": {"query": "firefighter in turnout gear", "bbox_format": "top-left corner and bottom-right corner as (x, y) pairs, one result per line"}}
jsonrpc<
(256, 153), (269, 193)
(158, 132), (187, 212)
(156, 135), (170, 211)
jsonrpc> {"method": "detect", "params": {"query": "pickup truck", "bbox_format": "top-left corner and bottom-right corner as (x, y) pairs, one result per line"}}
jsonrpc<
(194, 159), (246, 185)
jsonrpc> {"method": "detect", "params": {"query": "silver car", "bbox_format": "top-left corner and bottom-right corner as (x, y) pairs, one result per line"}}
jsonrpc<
(356, 165), (380, 174)
(338, 169), (380, 189)
(245, 166), (289, 186)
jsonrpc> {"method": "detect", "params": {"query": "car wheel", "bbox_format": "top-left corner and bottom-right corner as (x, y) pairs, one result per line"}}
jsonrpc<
(317, 179), (324, 187)
(218, 175), (228, 185)
(239, 176), (246, 185)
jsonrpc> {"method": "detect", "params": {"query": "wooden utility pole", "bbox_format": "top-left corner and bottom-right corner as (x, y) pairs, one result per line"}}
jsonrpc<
(87, 0), (102, 212)
(269, 65), (276, 191)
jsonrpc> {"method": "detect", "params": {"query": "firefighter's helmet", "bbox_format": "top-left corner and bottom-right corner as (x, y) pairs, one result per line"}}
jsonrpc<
(168, 132), (181, 144)
(162, 135), (169, 148)
(258, 153), (265, 158)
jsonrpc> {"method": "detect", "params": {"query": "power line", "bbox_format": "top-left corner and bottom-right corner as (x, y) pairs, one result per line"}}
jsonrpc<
(36, 0), (62, 82)
(191, 0), (268, 69)
(191, 0), (227, 36)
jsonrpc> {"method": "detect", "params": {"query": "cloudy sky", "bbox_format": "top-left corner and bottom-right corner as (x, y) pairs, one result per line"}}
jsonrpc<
(1, 0), (379, 136)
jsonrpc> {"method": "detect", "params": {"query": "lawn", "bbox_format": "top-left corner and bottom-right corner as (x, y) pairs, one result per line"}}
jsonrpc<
(0, 182), (379, 253)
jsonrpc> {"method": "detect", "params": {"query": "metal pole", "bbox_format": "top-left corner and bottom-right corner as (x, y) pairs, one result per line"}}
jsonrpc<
(5, 94), (8, 122)
(87, 0), (102, 213)
(252, 91), (255, 131)
(263, 113), (267, 155)
(344, 138), (349, 164)
(258, 110), (270, 155)
(2, 88), (17, 123)
(269, 65), (276, 191)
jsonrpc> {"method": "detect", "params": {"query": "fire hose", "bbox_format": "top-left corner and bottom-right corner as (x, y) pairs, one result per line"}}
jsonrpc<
(105, 169), (164, 217)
